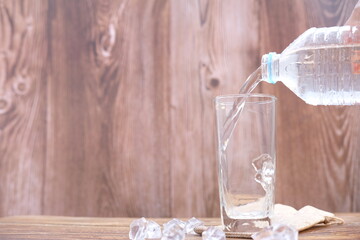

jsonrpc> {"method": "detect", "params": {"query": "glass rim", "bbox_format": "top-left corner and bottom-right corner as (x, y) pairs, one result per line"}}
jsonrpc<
(215, 94), (277, 104)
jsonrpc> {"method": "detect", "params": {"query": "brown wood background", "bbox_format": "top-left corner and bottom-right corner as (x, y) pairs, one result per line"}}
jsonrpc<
(0, 0), (359, 218)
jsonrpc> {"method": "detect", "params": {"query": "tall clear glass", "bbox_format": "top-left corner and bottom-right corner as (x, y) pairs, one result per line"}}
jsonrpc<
(215, 94), (276, 233)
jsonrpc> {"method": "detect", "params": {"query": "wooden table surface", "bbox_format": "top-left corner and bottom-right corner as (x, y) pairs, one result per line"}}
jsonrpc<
(0, 214), (359, 240)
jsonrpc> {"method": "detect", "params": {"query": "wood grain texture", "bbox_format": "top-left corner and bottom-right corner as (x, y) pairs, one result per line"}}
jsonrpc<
(44, 0), (171, 217)
(0, 0), (47, 216)
(0, 215), (359, 240)
(0, 0), (359, 218)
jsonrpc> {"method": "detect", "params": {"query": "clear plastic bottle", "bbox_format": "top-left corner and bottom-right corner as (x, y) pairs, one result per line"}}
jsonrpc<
(262, 26), (360, 105)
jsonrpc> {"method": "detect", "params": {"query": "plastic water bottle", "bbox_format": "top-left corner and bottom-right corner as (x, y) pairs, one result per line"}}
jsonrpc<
(261, 26), (360, 105)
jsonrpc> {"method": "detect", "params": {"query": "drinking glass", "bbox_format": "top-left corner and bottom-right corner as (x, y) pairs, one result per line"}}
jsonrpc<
(215, 94), (276, 233)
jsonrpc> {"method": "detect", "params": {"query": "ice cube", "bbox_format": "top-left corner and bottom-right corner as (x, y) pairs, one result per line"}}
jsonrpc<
(251, 224), (298, 240)
(252, 154), (271, 170)
(129, 217), (147, 240)
(161, 219), (186, 240)
(202, 226), (226, 240)
(185, 217), (204, 234)
(146, 220), (162, 239)
(164, 218), (186, 229)
(262, 161), (275, 184)
(252, 154), (274, 190)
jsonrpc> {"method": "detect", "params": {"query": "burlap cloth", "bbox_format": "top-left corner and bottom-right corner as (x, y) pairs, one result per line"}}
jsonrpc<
(194, 204), (344, 238)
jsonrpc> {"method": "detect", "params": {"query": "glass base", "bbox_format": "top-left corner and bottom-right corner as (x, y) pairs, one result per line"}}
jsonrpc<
(221, 207), (271, 233)
(223, 217), (271, 233)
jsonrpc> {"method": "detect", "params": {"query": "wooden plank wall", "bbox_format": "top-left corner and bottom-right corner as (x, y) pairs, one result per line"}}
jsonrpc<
(0, 0), (359, 218)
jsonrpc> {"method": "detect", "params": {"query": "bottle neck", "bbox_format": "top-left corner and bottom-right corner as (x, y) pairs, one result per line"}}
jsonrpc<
(261, 52), (280, 84)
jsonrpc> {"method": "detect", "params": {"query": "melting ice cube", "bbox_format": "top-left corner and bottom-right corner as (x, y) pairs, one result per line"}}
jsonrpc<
(251, 224), (298, 240)
(129, 218), (162, 240)
(162, 218), (186, 240)
(129, 217), (147, 240)
(185, 217), (204, 234)
(202, 226), (226, 240)
(146, 220), (162, 239)
(164, 218), (186, 230)
(252, 154), (275, 191)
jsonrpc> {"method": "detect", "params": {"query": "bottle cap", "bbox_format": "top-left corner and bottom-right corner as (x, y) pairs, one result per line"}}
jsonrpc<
(261, 52), (278, 84)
